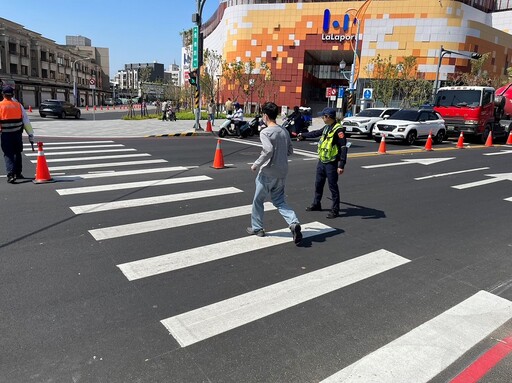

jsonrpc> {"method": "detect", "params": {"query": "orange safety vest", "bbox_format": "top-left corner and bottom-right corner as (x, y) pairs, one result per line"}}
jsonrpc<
(0, 99), (24, 133)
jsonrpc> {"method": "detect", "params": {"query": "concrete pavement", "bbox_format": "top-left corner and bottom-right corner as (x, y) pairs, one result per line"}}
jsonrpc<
(29, 109), (213, 138)
(26, 107), (323, 139)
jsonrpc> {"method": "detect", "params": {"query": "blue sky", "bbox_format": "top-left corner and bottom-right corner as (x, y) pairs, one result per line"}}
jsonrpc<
(2, 0), (219, 77)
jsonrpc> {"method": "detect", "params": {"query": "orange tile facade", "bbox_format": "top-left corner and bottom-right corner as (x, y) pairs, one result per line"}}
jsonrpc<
(208, 0), (512, 109)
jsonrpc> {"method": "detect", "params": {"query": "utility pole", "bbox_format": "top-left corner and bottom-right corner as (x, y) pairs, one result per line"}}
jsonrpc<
(432, 45), (482, 102)
(192, 0), (206, 131)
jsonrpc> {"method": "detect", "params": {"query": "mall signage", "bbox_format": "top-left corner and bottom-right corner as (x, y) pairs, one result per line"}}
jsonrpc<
(322, 9), (356, 43)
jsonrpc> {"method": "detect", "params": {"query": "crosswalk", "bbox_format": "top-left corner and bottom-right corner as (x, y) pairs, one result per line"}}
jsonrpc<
(23, 140), (512, 381)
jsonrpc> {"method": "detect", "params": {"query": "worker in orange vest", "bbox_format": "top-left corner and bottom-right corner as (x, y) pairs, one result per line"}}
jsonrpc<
(0, 86), (34, 183)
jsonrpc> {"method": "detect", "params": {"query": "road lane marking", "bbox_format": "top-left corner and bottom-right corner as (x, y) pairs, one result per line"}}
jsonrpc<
(56, 175), (212, 195)
(24, 148), (137, 157)
(452, 172), (512, 189)
(320, 291), (512, 383)
(484, 150), (512, 156)
(118, 221), (335, 280)
(32, 153), (151, 163)
(362, 158), (454, 169)
(70, 187), (242, 214)
(48, 159), (167, 171)
(160, 249), (410, 347)
(414, 167), (489, 180)
(55, 166), (189, 180)
(34, 144), (125, 150)
(23, 140), (115, 147)
(89, 202), (276, 240)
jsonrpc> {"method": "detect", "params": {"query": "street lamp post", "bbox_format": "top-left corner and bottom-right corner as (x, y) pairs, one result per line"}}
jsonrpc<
(249, 78), (255, 115)
(339, 60), (351, 80)
(432, 45), (482, 102)
(216, 74), (221, 119)
(72, 57), (91, 106)
(193, 0), (207, 131)
(347, 18), (360, 117)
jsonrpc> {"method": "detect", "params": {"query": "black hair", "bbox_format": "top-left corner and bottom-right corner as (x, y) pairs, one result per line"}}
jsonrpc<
(294, 106), (299, 112)
(262, 102), (278, 120)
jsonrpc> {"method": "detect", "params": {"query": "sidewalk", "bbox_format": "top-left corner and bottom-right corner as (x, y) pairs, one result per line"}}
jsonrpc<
(29, 114), (214, 138)
(27, 107), (324, 139)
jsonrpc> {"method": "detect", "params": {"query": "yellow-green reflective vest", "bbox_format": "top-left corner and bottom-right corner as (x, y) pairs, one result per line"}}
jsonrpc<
(318, 123), (341, 163)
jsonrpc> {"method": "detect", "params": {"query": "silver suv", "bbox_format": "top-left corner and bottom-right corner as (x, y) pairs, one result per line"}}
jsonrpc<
(342, 107), (399, 137)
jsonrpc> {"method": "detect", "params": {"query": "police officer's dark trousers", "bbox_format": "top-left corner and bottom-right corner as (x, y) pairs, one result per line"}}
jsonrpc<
(313, 160), (339, 213)
(1, 131), (24, 177)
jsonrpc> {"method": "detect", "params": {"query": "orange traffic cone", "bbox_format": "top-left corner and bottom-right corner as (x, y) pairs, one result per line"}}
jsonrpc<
(377, 134), (387, 154)
(506, 131), (512, 145)
(206, 120), (212, 132)
(484, 131), (493, 147)
(28, 105), (33, 113)
(424, 132), (434, 151)
(33, 142), (54, 184)
(211, 139), (225, 169)
(456, 132), (465, 149)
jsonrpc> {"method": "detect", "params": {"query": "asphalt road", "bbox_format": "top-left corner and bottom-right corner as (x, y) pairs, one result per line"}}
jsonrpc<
(1, 133), (511, 382)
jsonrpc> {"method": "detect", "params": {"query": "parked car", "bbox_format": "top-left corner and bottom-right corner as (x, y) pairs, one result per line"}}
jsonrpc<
(342, 107), (398, 137)
(104, 98), (123, 106)
(373, 109), (446, 145)
(39, 100), (81, 119)
(342, 107), (399, 137)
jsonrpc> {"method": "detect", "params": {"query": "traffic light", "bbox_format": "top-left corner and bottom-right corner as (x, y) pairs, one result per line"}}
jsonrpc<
(188, 70), (198, 86)
(471, 52), (482, 59)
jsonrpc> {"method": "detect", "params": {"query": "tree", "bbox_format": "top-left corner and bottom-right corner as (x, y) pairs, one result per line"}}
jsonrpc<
(365, 54), (399, 106)
(396, 56), (432, 107)
(446, 52), (512, 89)
(221, 60), (245, 103)
(200, 49), (223, 102)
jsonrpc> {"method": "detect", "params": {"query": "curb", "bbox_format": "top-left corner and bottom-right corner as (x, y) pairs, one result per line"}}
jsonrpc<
(145, 132), (215, 138)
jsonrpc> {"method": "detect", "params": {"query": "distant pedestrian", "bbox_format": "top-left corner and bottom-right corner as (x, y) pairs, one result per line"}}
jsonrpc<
(0, 86), (35, 183)
(298, 107), (348, 218)
(225, 98), (233, 115)
(208, 99), (216, 125)
(247, 101), (302, 245)
(161, 100), (168, 121)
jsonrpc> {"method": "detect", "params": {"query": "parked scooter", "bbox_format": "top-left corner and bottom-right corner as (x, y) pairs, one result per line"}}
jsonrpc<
(217, 116), (251, 138)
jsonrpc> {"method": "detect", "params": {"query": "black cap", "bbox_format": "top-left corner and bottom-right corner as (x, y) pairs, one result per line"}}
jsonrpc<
(2, 86), (14, 95)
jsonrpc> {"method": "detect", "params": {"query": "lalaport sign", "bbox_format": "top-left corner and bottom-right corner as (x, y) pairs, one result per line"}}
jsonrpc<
(321, 9), (357, 43)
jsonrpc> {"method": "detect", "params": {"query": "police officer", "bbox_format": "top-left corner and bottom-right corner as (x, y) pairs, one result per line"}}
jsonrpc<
(298, 107), (347, 218)
(0, 86), (34, 183)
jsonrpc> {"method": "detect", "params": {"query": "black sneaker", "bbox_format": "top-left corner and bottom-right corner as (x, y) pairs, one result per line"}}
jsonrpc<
(15, 174), (24, 179)
(326, 211), (339, 219)
(246, 227), (265, 237)
(305, 204), (322, 212)
(290, 223), (303, 245)
(7, 174), (15, 184)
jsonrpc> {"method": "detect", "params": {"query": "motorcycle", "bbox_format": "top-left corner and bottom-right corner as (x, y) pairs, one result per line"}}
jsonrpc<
(218, 116), (251, 138)
(282, 115), (309, 138)
(247, 115), (266, 136)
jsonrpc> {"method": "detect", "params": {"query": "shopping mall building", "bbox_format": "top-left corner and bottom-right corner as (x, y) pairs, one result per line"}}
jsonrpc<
(202, 0), (512, 112)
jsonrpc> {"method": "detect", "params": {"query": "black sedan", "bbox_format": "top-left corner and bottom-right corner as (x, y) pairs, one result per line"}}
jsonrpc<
(39, 100), (81, 119)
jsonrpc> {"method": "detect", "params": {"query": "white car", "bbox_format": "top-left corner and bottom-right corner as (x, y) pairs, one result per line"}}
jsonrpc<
(373, 109), (446, 145)
(342, 107), (399, 137)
